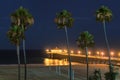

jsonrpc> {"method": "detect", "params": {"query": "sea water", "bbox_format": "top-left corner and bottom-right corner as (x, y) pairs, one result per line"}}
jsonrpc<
(0, 49), (47, 64)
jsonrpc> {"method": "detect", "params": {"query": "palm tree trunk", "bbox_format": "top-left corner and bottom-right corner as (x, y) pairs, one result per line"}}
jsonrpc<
(103, 21), (112, 73)
(21, 24), (27, 80)
(64, 26), (72, 80)
(17, 39), (27, 80)
(85, 47), (89, 80)
(17, 45), (21, 80)
(23, 39), (27, 80)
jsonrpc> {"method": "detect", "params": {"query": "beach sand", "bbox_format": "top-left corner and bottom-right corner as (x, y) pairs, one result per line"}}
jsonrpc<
(0, 64), (69, 80)
(0, 63), (119, 80)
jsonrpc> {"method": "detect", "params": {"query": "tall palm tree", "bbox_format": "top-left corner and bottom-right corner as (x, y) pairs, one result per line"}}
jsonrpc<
(76, 31), (95, 80)
(96, 6), (112, 75)
(54, 10), (74, 80)
(7, 25), (23, 80)
(11, 6), (34, 80)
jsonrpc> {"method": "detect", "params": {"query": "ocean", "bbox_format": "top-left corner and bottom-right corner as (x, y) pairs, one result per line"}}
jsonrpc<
(0, 49), (48, 64)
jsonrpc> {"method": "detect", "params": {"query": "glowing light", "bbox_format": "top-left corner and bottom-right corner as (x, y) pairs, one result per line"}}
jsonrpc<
(50, 47), (62, 53)
(44, 58), (51, 66)
(111, 51), (114, 57)
(111, 52), (114, 55)
(71, 50), (74, 54)
(78, 51), (81, 54)
(88, 51), (91, 55)
(96, 51), (100, 55)
(101, 52), (104, 56)
(44, 58), (69, 66)
(118, 52), (120, 56)
(64, 49), (67, 53)
(59, 50), (62, 53)
(46, 49), (49, 52)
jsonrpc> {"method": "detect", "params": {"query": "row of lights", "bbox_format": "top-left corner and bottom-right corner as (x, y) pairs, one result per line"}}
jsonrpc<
(96, 51), (115, 57)
(46, 49), (120, 57)
(46, 49), (78, 54)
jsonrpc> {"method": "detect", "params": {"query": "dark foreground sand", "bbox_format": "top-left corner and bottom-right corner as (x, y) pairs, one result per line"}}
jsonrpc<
(0, 64), (119, 80)
(0, 64), (69, 80)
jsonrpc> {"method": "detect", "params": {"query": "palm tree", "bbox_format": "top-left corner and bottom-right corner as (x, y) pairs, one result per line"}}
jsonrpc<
(54, 10), (74, 80)
(76, 31), (95, 80)
(7, 25), (23, 80)
(96, 5), (112, 75)
(11, 6), (34, 80)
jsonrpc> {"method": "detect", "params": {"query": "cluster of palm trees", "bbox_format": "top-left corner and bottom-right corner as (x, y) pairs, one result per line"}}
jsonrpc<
(55, 6), (112, 80)
(6, 5), (112, 80)
(7, 6), (34, 80)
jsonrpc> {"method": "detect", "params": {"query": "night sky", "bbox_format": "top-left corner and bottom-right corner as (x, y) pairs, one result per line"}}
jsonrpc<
(0, 0), (120, 50)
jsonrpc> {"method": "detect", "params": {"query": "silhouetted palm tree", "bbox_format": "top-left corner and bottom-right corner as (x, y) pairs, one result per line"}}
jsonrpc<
(7, 25), (23, 80)
(55, 10), (74, 80)
(76, 31), (95, 80)
(11, 6), (34, 80)
(96, 5), (112, 74)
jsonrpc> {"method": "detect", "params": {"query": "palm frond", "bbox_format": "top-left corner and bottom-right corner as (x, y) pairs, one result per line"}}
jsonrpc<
(96, 5), (112, 22)
(55, 10), (74, 29)
(76, 31), (95, 49)
(11, 6), (34, 30)
(7, 25), (24, 45)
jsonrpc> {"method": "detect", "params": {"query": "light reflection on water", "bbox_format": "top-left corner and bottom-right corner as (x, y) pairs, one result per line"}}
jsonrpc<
(44, 58), (79, 66)
(44, 58), (68, 66)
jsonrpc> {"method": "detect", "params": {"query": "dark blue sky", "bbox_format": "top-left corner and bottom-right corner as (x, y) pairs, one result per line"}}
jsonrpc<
(0, 0), (120, 50)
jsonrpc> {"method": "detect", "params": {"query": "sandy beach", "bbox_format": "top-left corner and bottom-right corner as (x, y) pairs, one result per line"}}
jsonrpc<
(0, 63), (119, 80)
(0, 64), (69, 80)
